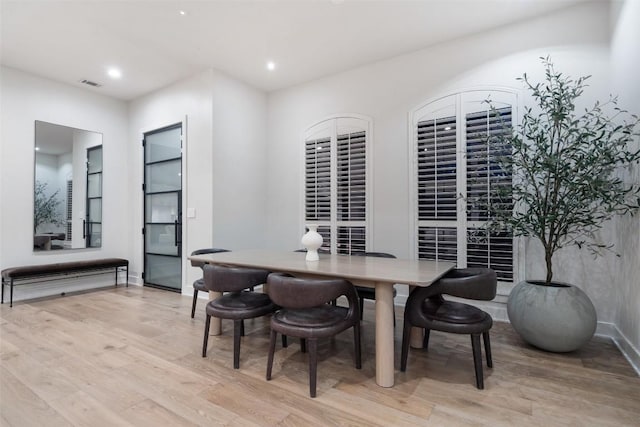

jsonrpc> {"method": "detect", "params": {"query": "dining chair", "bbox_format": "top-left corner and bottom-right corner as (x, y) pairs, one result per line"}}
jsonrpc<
(400, 268), (497, 389)
(265, 273), (362, 397)
(351, 252), (397, 322)
(202, 264), (276, 369)
(189, 248), (230, 318)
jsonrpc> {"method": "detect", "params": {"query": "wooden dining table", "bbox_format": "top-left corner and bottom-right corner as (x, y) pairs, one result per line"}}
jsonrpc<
(188, 249), (455, 388)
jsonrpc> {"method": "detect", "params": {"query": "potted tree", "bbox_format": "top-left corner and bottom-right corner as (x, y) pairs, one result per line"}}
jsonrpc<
(487, 57), (640, 352)
(34, 180), (65, 233)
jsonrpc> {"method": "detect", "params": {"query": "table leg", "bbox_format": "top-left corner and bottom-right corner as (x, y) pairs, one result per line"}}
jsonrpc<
(375, 282), (395, 387)
(408, 285), (425, 348)
(208, 290), (222, 335)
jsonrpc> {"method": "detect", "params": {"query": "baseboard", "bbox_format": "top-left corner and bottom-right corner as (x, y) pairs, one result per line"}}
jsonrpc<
(604, 322), (640, 376)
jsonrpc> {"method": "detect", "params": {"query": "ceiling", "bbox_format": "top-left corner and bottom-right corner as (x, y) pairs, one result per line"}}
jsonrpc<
(1, 0), (588, 101)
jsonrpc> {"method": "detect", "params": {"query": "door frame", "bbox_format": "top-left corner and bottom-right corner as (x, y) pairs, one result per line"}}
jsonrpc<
(140, 118), (187, 292)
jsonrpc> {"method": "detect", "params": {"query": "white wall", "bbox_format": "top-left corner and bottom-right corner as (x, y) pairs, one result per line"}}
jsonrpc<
(266, 1), (615, 320)
(610, 0), (640, 371)
(128, 68), (267, 295)
(0, 66), (129, 300)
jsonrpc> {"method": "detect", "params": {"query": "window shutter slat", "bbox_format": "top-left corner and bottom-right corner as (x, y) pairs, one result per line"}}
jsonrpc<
(417, 116), (458, 220)
(305, 137), (331, 220)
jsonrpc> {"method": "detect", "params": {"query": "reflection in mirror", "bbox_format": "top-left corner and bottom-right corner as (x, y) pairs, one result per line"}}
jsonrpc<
(34, 121), (103, 251)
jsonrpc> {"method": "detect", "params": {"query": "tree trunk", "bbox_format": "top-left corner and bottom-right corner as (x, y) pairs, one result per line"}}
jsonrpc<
(545, 248), (553, 284)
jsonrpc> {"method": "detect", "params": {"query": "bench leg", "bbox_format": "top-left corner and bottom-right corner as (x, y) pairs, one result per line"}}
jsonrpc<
(126, 266), (129, 287)
(10, 279), (14, 308)
(1, 278), (4, 304)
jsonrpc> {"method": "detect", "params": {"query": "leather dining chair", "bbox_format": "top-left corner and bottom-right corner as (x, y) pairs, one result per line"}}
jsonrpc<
(352, 252), (397, 322)
(265, 273), (362, 398)
(202, 264), (277, 369)
(400, 268), (497, 389)
(189, 248), (230, 318)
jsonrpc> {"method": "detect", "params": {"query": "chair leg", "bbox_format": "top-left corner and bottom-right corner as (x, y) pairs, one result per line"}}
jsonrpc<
(359, 296), (364, 320)
(423, 329), (431, 349)
(202, 314), (211, 357)
(300, 338), (307, 353)
(354, 322), (362, 369)
(400, 319), (412, 372)
(233, 320), (242, 369)
(266, 329), (277, 380)
(191, 289), (199, 318)
(308, 338), (318, 398)
(483, 331), (493, 368)
(471, 333), (484, 389)
(282, 334), (288, 348)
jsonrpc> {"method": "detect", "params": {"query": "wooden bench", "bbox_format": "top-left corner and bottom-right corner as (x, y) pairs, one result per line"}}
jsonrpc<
(1, 258), (129, 307)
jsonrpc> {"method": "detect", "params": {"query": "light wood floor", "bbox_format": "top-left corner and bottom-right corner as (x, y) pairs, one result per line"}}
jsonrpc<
(1, 286), (639, 426)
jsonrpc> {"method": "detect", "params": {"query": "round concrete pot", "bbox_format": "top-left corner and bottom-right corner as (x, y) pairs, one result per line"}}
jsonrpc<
(507, 280), (597, 352)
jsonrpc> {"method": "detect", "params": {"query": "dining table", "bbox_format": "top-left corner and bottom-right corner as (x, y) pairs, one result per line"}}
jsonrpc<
(188, 249), (455, 387)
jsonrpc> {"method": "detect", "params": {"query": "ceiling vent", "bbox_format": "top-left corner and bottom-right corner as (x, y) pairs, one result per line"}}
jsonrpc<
(79, 79), (102, 87)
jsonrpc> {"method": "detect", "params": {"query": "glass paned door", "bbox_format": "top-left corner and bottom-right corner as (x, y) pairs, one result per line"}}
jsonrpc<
(143, 124), (182, 291)
(86, 145), (102, 248)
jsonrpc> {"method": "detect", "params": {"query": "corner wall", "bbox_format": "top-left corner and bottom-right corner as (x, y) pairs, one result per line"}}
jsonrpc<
(610, 0), (640, 373)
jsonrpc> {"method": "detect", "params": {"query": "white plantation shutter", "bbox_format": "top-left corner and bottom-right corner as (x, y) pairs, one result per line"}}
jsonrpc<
(305, 136), (331, 221)
(337, 131), (366, 221)
(304, 117), (370, 255)
(465, 107), (513, 280)
(467, 228), (513, 281)
(417, 116), (457, 220)
(418, 226), (457, 262)
(414, 91), (516, 282)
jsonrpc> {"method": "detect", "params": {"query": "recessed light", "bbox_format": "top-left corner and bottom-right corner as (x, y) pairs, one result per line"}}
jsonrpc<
(266, 61), (276, 71)
(107, 67), (122, 79)
(35, 147), (40, 151)
(179, 10), (186, 16)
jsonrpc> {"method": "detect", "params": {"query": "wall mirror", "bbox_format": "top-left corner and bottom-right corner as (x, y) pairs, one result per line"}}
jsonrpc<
(34, 120), (103, 251)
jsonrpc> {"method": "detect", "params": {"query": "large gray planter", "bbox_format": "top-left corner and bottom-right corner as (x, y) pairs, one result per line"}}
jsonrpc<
(507, 280), (597, 352)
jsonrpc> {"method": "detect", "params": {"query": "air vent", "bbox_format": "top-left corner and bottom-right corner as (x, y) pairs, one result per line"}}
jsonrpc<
(79, 79), (102, 87)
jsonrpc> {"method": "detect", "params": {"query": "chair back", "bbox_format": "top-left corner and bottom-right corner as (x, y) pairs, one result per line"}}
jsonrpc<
(190, 248), (229, 268)
(267, 273), (358, 310)
(436, 268), (497, 301)
(203, 264), (269, 293)
(406, 268), (497, 313)
(352, 251), (396, 259)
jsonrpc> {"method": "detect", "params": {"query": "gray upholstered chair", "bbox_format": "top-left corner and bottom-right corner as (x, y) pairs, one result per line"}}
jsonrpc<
(400, 268), (497, 389)
(266, 273), (362, 397)
(189, 248), (230, 318)
(202, 264), (276, 369)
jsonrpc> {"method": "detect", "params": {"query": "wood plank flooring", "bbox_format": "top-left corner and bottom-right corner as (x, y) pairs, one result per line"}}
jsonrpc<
(1, 286), (639, 426)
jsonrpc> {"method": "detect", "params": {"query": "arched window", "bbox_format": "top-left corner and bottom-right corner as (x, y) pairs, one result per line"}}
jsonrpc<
(304, 115), (371, 254)
(411, 89), (518, 282)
